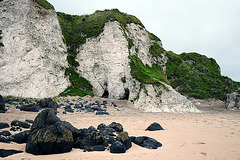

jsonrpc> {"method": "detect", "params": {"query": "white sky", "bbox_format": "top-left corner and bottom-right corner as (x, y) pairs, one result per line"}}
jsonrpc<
(48, 0), (240, 82)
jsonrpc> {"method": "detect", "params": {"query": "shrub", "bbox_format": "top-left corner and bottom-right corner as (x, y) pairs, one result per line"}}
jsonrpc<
(33, 0), (55, 10)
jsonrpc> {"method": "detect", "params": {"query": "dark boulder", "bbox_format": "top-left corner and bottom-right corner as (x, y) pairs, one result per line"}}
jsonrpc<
(0, 149), (23, 158)
(108, 122), (123, 132)
(110, 141), (126, 153)
(25, 119), (34, 124)
(20, 104), (41, 112)
(0, 136), (10, 143)
(116, 131), (132, 150)
(97, 123), (107, 131)
(111, 102), (117, 107)
(0, 131), (11, 136)
(132, 136), (162, 149)
(9, 130), (30, 143)
(96, 111), (109, 115)
(11, 120), (30, 129)
(26, 109), (75, 155)
(38, 98), (52, 108)
(48, 101), (59, 110)
(0, 95), (5, 113)
(0, 122), (9, 129)
(65, 108), (75, 113)
(146, 122), (164, 131)
(74, 125), (114, 152)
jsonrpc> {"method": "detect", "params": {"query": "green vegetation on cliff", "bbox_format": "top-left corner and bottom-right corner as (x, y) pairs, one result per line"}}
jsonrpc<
(57, 9), (144, 55)
(166, 51), (240, 99)
(57, 9), (144, 97)
(33, 0), (55, 10)
(129, 55), (169, 85)
(59, 67), (94, 97)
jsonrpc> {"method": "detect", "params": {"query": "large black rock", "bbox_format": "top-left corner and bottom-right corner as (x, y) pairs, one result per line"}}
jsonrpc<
(0, 95), (5, 113)
(132, 136), (162, 149)
(0, 149), (23, 158)
(145, 122), (164, 131)
(0, 123), (9, 129)
(26, 109), (75, 155)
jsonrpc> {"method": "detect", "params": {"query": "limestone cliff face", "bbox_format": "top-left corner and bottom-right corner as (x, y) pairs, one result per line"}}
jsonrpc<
(0, 0), (69, 98)
(76, 21), (199, 112)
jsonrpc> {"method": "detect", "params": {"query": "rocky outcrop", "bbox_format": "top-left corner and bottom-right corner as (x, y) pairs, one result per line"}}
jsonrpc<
(225, 88), (240, 110)
(132, 84), (199, 112)
(76, 21), (199, 113)
(0, 0), (69, 98)
(26, 109), (76, 155)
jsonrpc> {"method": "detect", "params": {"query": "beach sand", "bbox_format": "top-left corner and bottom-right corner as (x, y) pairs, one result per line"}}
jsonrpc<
(1, 97), (240, 160)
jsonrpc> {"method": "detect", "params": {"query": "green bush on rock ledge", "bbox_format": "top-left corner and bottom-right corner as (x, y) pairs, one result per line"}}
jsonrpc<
(32, 0), (55, 10)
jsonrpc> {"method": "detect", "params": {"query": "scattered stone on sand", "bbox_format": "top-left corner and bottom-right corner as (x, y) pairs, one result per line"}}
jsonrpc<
(9, 130), (30, 144)
(0, 123), (9, 129)
(146, 122), (164, 131)
(0, 149), (23, 158)
(11, 120), (30, 129)
(131, 136), (162, 149)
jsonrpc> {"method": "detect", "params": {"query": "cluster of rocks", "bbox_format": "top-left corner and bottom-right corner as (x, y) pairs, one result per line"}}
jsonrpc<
(0, 109), (163, 157)
(224, 88), (240, 110)
(0, 119), (33, 144)
(1, 95), (124, 115)
(61, 100), (119, 115)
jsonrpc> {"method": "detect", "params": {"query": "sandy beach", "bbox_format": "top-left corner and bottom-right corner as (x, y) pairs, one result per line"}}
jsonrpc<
(1, 97), (240, 160)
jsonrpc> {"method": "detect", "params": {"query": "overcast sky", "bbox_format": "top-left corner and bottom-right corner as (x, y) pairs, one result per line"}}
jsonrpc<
(48, 0), (240, 82)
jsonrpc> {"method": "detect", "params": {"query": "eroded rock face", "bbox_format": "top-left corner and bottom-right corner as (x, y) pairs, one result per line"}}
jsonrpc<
(0, 0), (69, 98)
(132, 84), (200, 113)
(225, 88), (240, 110)
(76, 21), (199, 113)
(76, 21), (131, 99)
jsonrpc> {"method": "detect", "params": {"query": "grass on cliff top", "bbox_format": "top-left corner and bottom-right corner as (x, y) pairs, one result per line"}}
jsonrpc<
(32, 0), (55, 10)
(129, 55), (169, 85)
(57, 9), (144, 55)
(166, 51), (240, 99)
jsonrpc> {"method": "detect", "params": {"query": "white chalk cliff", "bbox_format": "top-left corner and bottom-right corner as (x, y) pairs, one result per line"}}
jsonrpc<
(0, 1), (199, 112)
(0, 0), (69, 98)
(76, 21), (199, 113)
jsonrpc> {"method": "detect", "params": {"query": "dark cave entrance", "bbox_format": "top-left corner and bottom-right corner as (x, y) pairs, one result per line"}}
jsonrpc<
(120, 88), (130, 100)
(102, 89), (109, 98)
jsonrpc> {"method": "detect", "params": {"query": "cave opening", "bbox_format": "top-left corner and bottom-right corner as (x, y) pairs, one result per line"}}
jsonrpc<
(120, 88), (130, 100)
(102, 89), (109, 98)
